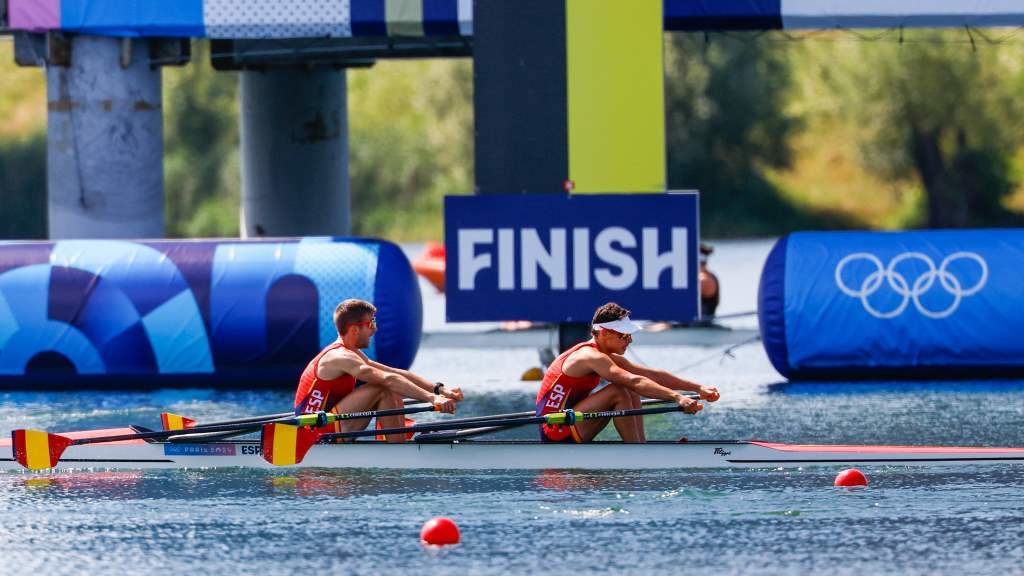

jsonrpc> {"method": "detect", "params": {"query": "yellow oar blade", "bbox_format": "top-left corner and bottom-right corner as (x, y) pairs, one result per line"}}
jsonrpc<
(12, 430), (74, 470)
(160, 413), (197, 431)
(261, 423), (320, 466)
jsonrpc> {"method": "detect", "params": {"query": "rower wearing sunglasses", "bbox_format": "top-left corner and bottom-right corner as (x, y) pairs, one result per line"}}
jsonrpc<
(535, 302), (719, 443)
(294, 298), (462, 442)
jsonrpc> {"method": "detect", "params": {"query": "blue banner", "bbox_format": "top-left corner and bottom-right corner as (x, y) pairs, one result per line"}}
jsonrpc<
(444, 194), (699, 322)
(780, 230), (1024, 373)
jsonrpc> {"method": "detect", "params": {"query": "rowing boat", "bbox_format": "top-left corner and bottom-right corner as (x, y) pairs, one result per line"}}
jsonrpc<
(3, 427), (1023, 471)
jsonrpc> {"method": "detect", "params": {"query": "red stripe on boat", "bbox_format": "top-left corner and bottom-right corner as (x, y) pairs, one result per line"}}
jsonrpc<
(750, 441), (1024, 454)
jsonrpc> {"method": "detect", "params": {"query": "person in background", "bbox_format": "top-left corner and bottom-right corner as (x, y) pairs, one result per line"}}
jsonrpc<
(700, 243), (720, 318)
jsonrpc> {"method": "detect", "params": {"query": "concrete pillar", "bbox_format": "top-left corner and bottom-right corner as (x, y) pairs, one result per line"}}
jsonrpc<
(47, 36), (164, 239)
(239, 68), (349, 237)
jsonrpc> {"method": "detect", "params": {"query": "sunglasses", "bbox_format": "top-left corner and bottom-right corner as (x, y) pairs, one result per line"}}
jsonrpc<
(353, 318), (377, 328)
(602, 328), (632, 341)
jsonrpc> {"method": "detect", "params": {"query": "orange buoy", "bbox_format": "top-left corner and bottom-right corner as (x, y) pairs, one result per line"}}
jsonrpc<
(834, 468), (868, 487)
(420, 517), (461, 546)
(413, 242), (446, 293)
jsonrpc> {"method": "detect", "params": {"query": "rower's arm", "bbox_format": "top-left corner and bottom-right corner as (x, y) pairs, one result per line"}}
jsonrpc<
(355, 364), (435, 403)
(585, 354), (697, 408)
(364, 359), (465, 401)
(365, 360), (432, 390)
(321, 352), (450, 409)
(610, 355), (719, 401)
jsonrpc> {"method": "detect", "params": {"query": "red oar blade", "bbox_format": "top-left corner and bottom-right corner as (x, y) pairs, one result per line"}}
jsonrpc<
(12, 430), (74, 470)
(376, 417), (416, 441)
(261, 423), (320, 466)
(160, 412), (197, 431)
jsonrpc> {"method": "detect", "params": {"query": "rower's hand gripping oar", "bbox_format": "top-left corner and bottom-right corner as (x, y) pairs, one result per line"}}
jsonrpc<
(260, 402), (700, 466)
(11, 403), (437, 471)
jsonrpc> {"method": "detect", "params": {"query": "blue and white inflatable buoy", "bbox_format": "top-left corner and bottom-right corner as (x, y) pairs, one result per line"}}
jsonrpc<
(758, 230), (1024, 380)
(0, 237), (421, 389)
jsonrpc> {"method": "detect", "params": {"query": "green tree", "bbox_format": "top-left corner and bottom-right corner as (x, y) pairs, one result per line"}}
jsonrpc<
(0, 134), (47, 238)
(347, 59), (473, 240)
(163, 40), (241, 237)
(825, 31), (1024, 228)
(665, 33), (830, 236)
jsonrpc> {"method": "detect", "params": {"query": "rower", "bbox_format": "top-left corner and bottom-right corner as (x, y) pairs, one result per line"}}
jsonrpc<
(294, 298), (463, 442)
(535, 302), (720, 443)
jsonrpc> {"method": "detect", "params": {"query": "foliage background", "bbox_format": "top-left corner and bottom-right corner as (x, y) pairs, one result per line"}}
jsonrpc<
(3, 31), (1024, 240)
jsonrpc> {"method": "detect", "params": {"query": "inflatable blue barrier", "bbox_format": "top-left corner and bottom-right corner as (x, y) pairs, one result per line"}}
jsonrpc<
(0, 237), (421, 389)
(758, 230), (1024, 380)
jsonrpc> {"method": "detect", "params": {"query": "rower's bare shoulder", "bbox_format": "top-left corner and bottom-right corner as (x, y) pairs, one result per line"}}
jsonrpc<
(318, 347), (362, 375)
(565, 346), (610, 369)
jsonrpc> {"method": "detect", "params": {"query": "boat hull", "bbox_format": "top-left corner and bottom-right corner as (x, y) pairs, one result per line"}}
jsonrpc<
(3, 438), (1024, 471)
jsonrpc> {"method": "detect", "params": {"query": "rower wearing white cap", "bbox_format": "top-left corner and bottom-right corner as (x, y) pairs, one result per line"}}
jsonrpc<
(534, 302), (719, 443)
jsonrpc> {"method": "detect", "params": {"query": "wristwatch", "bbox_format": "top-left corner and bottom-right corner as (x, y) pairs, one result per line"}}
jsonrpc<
(433, 382), (445, 395)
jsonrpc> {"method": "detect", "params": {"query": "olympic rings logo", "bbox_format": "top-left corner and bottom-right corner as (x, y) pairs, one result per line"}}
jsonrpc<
(834, 252), (988, 319)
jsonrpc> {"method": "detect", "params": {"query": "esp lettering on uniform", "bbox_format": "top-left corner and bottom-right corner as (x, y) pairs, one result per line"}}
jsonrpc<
(544, 383), (566, 410)
(305, 389), (324, 411)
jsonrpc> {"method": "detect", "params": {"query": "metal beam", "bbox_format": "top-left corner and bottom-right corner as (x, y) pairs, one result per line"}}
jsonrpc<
(210, 36), (470, 71)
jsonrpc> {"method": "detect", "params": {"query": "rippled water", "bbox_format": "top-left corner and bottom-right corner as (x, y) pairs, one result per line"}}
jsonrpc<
(2, 239), (1022, 574)
(2, 341), (1023, 575)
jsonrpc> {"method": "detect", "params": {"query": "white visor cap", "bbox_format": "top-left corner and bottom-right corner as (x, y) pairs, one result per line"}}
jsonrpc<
(593, 316), (644, 335)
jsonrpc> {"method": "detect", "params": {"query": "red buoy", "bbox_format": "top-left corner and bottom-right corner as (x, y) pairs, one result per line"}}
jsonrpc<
(420, 517), (461, 546)
(834, 468), (868, 487)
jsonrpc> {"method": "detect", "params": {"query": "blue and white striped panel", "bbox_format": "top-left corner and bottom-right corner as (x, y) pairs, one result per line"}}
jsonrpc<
(11, 0), (1024, 38)
(780, 0), (1024, 29)
(351, 0), (467, 37)
(204, 0), (352, 39)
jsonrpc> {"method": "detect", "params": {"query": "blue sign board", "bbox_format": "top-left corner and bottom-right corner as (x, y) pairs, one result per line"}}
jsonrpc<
(444, 193), (699, 322)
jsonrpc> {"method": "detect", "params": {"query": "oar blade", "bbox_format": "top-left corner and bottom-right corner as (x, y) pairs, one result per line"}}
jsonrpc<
(160, 412), (197, 431)
(261, 423), (320, 466)
(12, 430), (73, 470)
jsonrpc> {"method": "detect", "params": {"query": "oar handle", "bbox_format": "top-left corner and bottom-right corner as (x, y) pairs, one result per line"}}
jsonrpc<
(290, 403), (435, 427)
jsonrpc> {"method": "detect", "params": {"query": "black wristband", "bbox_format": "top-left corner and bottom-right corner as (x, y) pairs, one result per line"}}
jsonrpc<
(433, 382), (445, 395)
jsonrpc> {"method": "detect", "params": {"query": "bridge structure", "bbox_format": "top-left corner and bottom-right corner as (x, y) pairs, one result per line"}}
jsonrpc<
(2, 1), (1024, 242)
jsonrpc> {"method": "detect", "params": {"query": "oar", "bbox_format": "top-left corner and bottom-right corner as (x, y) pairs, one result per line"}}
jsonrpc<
(161, 412), (288, 431)
(160, 398), (423, 431)
(409, 397), (689, 441)
(397, 396), (686, 430)
(261, 403), (697, 466)
(10, 403), (436, 470)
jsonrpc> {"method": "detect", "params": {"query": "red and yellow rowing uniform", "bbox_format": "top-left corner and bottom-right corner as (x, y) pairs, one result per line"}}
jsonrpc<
(535, 341), (601, 443)
(294, 342), (356, 433)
